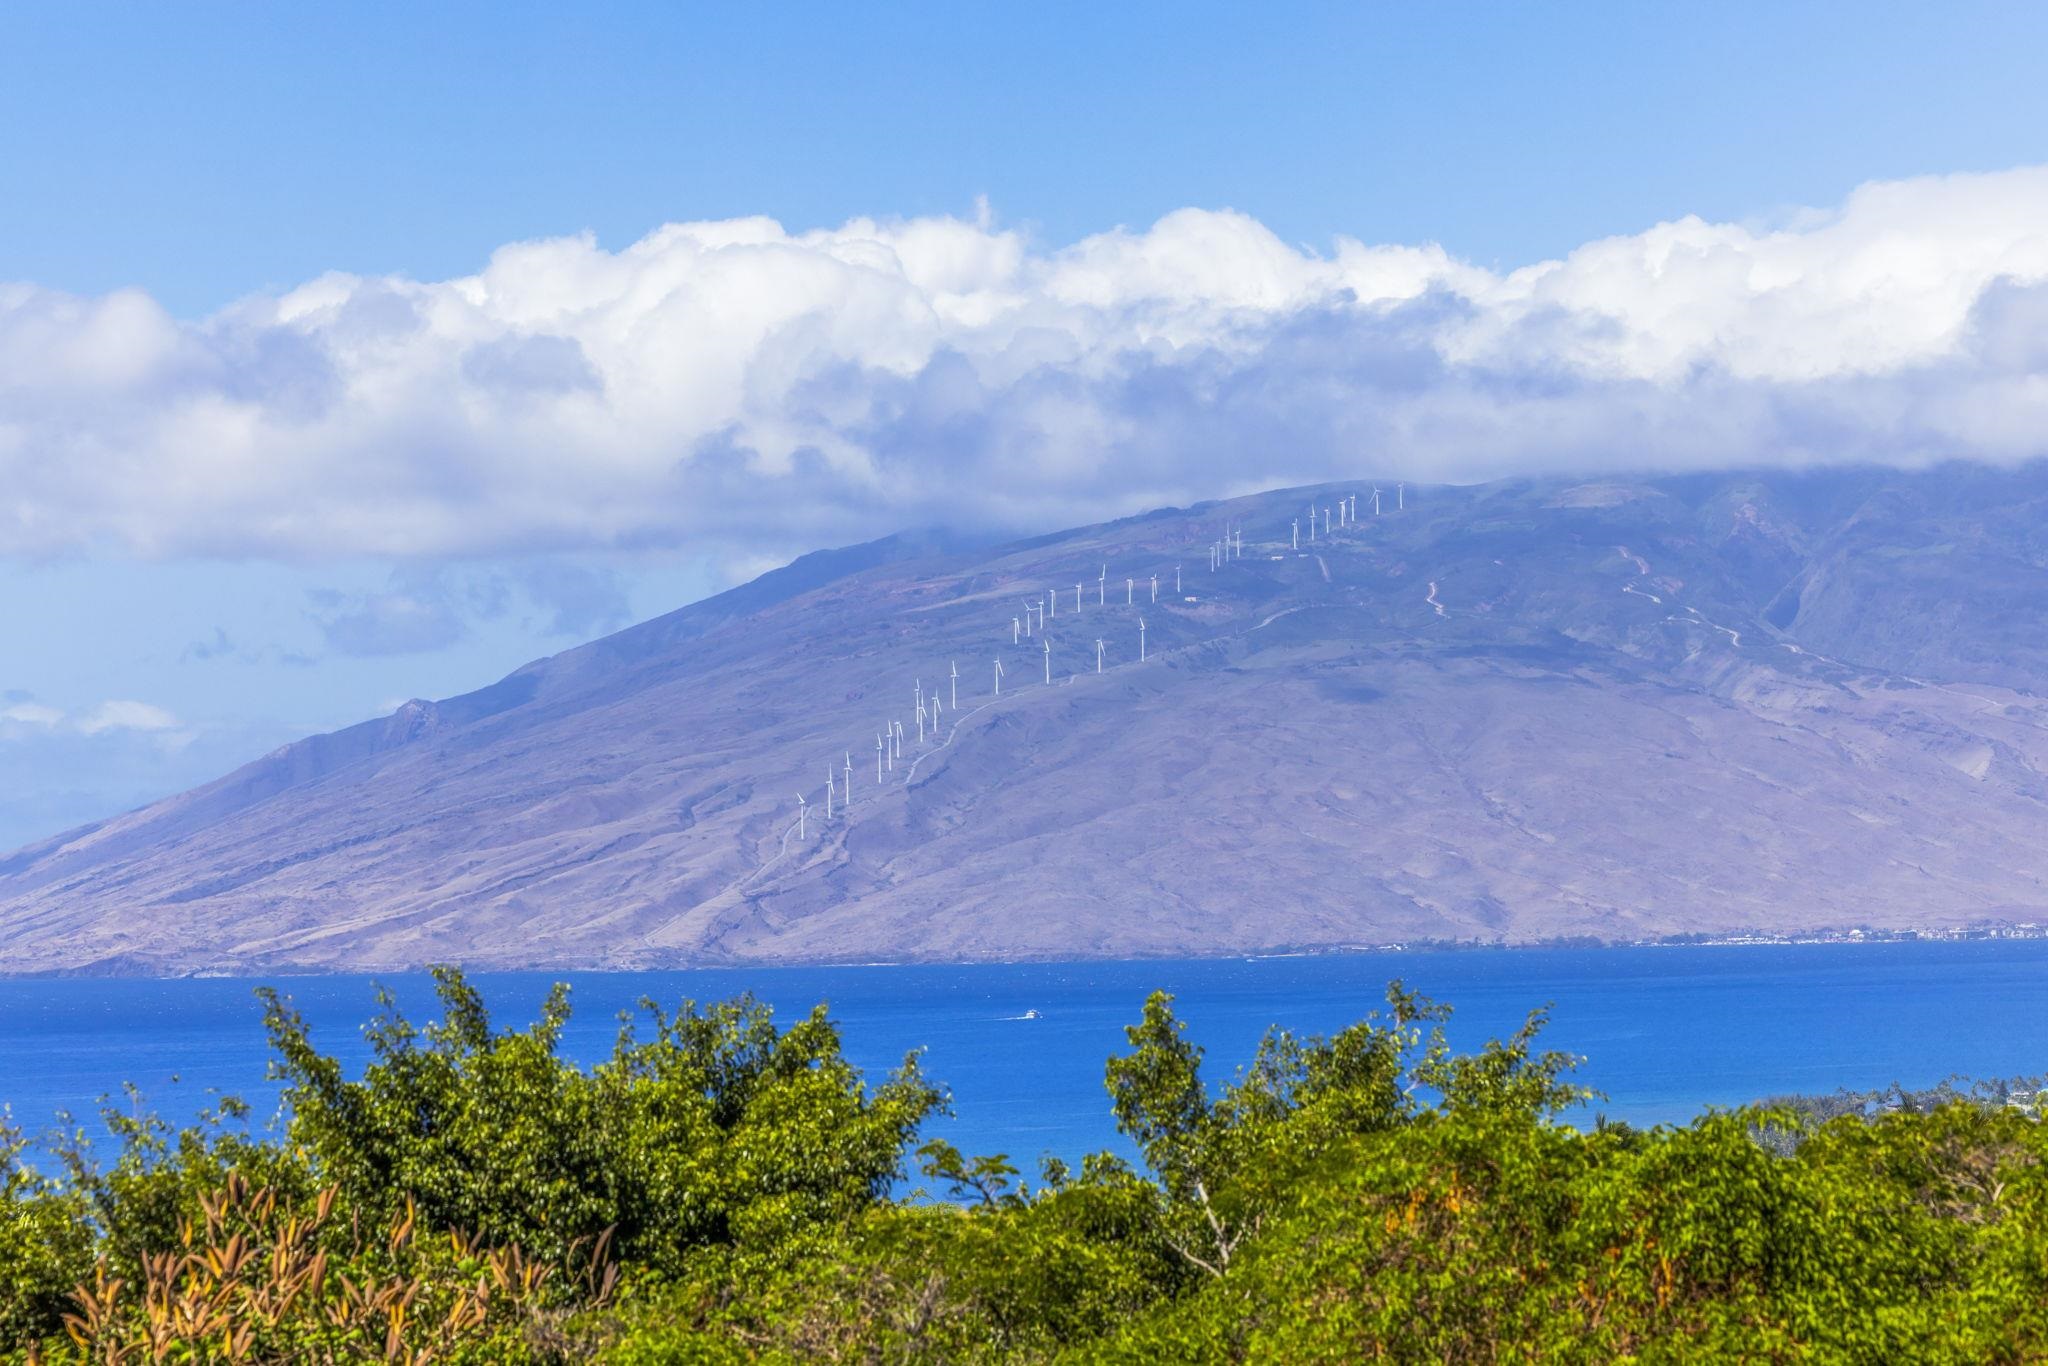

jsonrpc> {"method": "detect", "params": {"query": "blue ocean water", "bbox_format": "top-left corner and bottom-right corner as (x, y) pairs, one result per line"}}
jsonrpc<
(4, 942), (2046, 1172)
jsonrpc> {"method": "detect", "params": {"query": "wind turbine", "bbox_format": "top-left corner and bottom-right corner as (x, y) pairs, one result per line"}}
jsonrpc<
(876, 734), (884, 782)
(1308, 503), (1317, 541)
(950, 660), (958, 709)
(844, 751), (853, 803)
(1150, 573), (1157, 603)
(1074, 582), (1082, 612)
(1048, 588), (1055, 619)
(1139, 617), (1147, 661)
(1126, 576), (1134, 605)
(1398, 481), (1405, 510)
(1043, 635), (1051, 684)
(994, 656), (1005, 696)
(1371, 485), (1382, 515)
(1095, 638), (1105, 672)
(1013, 615), (1020, 644)
(1323, 507), (1331, 538)
(1099, 565), (1107, 606)
(1292, 519), (1299, 550)
(824, 767), (833, 820)
(795, 793), (807, 839)
(1235, 526), (1243, 558)
(1175, 564), (1182, 593)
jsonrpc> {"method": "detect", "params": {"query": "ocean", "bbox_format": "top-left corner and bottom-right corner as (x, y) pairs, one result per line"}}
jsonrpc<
(4, 941), (2046, 1170)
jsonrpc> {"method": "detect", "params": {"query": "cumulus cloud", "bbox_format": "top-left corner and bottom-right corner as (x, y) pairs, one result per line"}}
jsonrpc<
(0, 696), (186, 743)
(181, 626), (238, 662)
(76, 700), (182, 735)
(304, 561), (637, 656)
(515, 562), (635, 638)
(4, 166), (2048, 566)
(308, 578), (472, 657)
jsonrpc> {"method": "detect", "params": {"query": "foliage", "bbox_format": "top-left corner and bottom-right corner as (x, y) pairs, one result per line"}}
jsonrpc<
(40, 1172), (590, 1364)
(0, 1118), (90, 1350)
(259, 968), (941, 1272)
(9, 972), (2048, 1361)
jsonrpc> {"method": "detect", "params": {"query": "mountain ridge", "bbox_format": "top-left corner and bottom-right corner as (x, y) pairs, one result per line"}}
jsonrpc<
(7, 463), (2048, 974)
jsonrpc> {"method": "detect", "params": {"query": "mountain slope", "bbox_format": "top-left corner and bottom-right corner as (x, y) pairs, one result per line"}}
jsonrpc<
(7, 466), (2048, 974)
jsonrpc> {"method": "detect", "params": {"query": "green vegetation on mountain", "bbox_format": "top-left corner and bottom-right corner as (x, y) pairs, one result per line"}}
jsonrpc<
(7, 971), (2048, 1361)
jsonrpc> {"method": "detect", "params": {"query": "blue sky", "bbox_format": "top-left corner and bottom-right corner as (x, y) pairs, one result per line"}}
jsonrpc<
(8, 2), (2048, 315)
(4, 1), (2048, 849)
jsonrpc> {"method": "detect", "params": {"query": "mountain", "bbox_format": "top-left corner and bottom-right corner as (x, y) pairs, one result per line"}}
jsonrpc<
(8, 465), (2048, 975)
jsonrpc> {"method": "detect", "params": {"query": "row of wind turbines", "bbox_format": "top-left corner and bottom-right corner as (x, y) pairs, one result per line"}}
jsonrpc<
(787, 485), (1408, 841)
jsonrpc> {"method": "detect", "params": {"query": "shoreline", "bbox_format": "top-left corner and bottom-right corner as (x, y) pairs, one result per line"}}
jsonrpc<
(4, 921), (2047, 983)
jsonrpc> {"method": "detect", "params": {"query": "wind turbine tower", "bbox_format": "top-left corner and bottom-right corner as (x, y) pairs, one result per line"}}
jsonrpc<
(1399, 482), (1405, 510)
(795, 793), (807, 839)
(1043, 635), (1051, 684)
(1150, 573), (1158, 603)
(1292, 519), (1299, 550)
(1095, 638), (1104, 672)
(1126, 576), (1134, 605)
(1139, 617), (1147, 661)
(994, 657), (1004, 696)
(1013, 616), (1020, 644)
(824, 767), (833, 820)
(1099, 565), (1107, 606)
(950, 660), (958, 709)
(876, 735), (884, 782)
(1372, 486), (1382, 515)
(844, 751), (853, 803)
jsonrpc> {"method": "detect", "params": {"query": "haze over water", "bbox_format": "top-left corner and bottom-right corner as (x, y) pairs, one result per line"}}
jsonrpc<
(6, 942), (2046, 1171)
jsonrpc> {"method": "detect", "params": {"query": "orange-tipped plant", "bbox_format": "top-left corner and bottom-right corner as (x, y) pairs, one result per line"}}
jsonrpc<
(49, 1172), (610, 1363)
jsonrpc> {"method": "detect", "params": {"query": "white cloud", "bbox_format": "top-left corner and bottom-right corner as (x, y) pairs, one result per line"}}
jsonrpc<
(0, 702), (63, 728)
(0, 697), (189, 752)
(75, 700), (182, 735)
(4, 165), (2048, 567)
